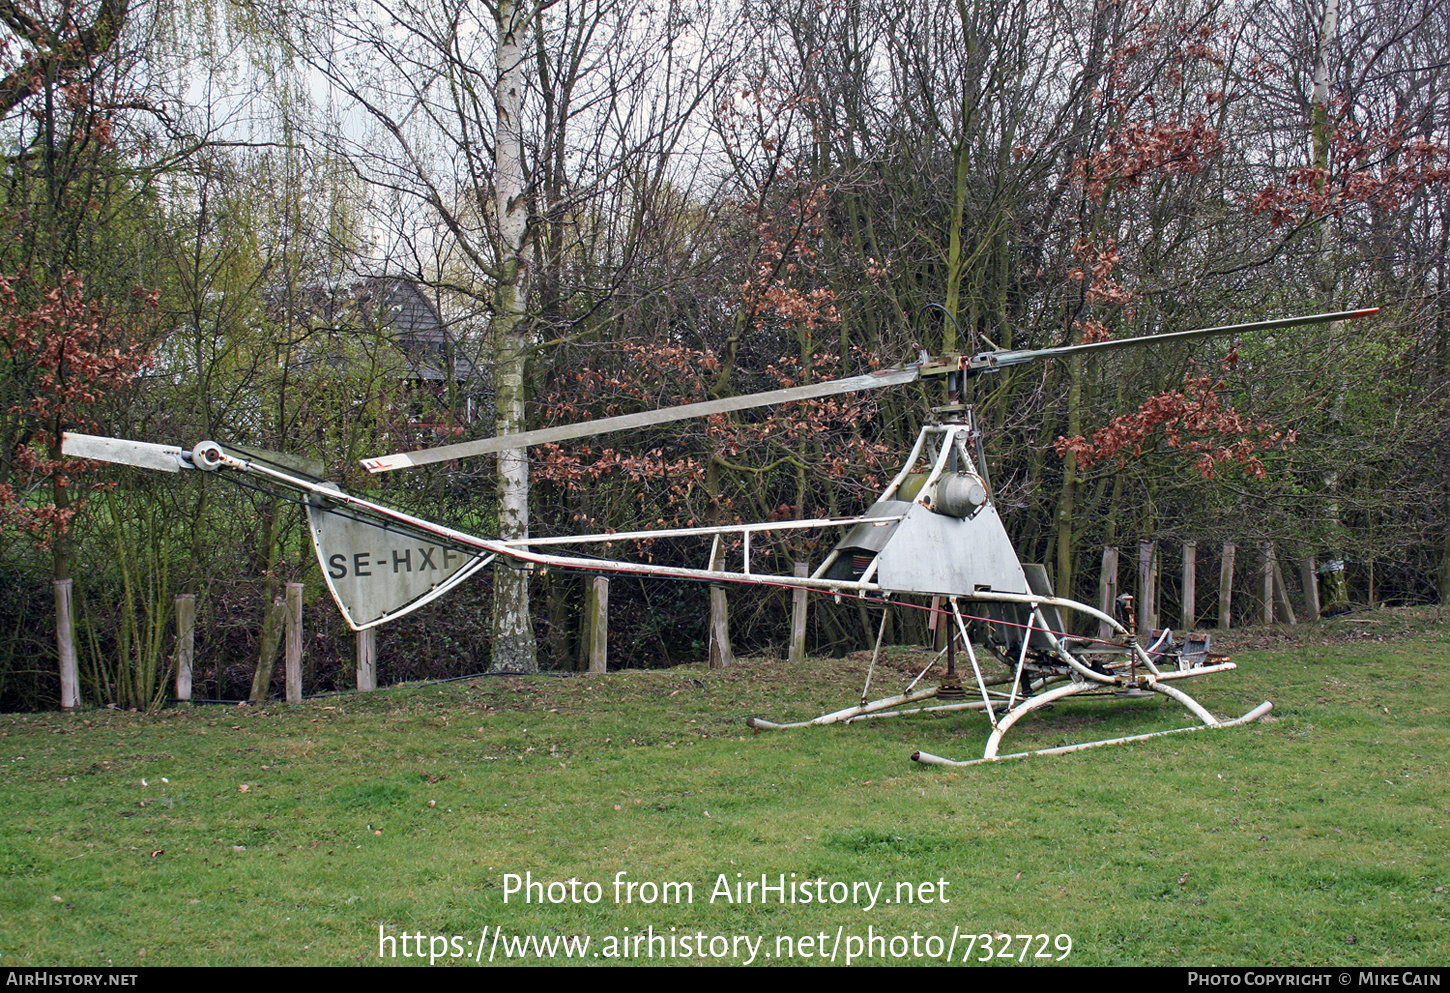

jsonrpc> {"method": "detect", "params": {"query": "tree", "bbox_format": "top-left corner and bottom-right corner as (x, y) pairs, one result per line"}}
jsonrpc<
(487, 0), (537, 671)
(0, 272), (156, 706)
(152, 142), (434, 700)
(252, 0), (739, 670)
(0, 0), (181, 705)
(1230, 0), (1450, 606)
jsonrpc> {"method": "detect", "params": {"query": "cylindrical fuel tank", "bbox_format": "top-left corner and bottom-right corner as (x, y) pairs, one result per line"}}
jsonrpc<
(927, 472), (987, 518)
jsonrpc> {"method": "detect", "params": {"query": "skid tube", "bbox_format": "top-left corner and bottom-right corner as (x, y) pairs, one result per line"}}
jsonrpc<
(912, 701), (1274, 767)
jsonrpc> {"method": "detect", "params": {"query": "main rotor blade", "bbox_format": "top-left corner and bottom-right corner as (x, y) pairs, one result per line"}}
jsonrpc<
(970, 308), (1379, 372)
(361, 307), (1378, 474)
(362, 366), (921, 473)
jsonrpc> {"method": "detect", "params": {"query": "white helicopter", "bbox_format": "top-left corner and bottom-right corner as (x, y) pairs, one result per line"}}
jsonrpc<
(65, 306), (1377, 765)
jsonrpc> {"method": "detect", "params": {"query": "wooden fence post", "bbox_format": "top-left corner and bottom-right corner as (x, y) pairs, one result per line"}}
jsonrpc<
(284, 583), (303, 703)
(709, 586), (732, 669)
(706, 536), (731, 668)
(1218, 542), (1236, 630)
(1261, 542), (1276, 625)
(356, 627), (377, 691)
(1300, 556), (1321, 622)
(587, 576), (609, 673)
(1181, 541), (1197, 631)
(789, 562), (808, 664)
(1098, 546), (1119, 640)
(1272, 554), (1298, 625)
(1138, 541), (1158, 633)
(1151, 542), (1161, 630)
(55, 579), (79, 709)
(175, 594), (196, 701)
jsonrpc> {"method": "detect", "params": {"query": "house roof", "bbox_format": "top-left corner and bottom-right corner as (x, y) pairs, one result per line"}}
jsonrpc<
(266, 278), (481, 383)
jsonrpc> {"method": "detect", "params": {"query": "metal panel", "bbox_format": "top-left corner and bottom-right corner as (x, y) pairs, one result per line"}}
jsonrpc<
(1018, 562), (1067, 648)
(872, 503), (1030, 596)
(306, 501), (492, 630)
(834, 500), (914, 554)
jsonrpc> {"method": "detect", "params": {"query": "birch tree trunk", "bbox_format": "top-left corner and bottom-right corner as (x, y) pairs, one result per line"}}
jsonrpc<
(1311, 0), (1351, 611)
(489, 0), (538, 672)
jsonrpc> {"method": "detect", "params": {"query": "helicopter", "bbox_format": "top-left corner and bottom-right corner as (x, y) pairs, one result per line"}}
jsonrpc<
(64, 305), (1378, 765)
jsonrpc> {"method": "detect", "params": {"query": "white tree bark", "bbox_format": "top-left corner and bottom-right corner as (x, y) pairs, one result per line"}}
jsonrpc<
(1310, 0), (1339, 169)
(490, 0), (538, 672)
(1312, 0), (1351, 610)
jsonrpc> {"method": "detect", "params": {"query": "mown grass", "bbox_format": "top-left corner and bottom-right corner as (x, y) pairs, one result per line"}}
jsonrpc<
(1, 607), (1446, 967)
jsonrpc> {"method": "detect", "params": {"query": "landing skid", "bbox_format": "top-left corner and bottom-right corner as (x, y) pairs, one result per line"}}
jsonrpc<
(747, 591), (1273, 765)
(912, 700), (1274, 767)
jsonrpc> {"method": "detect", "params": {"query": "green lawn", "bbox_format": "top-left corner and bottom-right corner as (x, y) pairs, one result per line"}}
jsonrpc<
(2, 608), (1446, 966)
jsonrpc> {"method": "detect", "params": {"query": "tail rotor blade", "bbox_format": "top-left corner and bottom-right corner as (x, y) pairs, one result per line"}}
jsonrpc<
(62, 433), (188, 473)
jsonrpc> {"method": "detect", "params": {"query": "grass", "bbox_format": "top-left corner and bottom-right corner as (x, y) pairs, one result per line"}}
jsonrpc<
(0, 606), (1446, 967)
